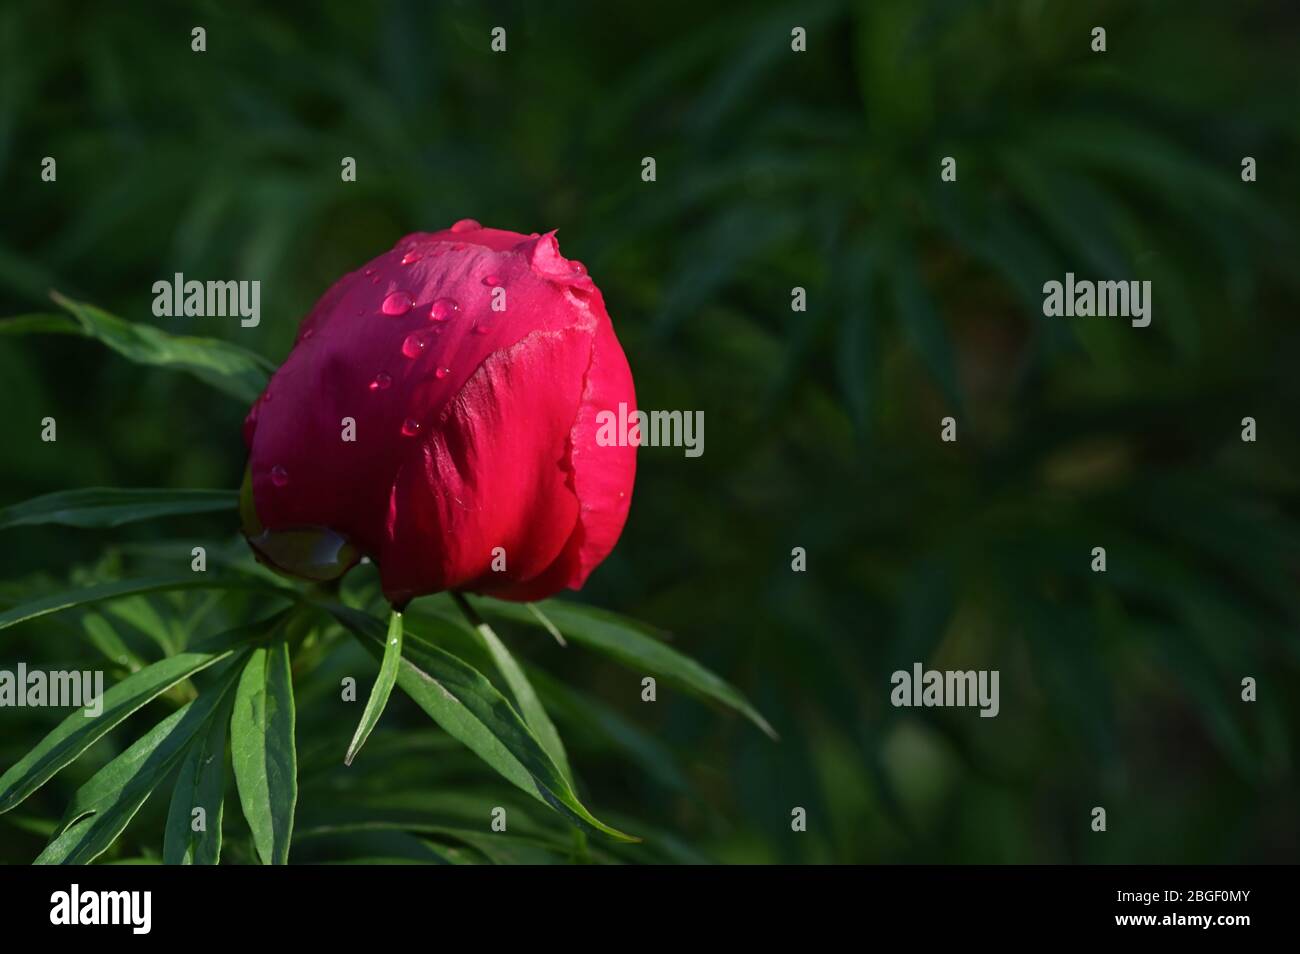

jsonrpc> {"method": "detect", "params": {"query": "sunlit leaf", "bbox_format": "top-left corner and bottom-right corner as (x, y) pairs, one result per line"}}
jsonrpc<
(453, 594), (572, 785)
(326, 603), (637, 842)
(0, 635), (260, 814)
(48, 291), (272, 403)
(230, 627), (298, 865)
(164, 689), (233, 864)
(344, 609), (403, 766)
(34, 660), (246, 865)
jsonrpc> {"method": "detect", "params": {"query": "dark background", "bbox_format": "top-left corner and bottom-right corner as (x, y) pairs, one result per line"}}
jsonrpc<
(1, 0), (1298, 863)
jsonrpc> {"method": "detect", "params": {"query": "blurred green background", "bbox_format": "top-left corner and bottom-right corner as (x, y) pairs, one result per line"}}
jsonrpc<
(1, 0), (1298, 863)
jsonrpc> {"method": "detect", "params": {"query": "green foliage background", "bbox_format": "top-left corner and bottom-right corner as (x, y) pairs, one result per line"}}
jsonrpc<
(1, 0), (1298, 863)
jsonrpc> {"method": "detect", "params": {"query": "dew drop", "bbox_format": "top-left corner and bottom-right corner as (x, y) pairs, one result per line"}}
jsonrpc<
(435, 367), (451, 379)
(270, 465), (289, 488)
(401, 418), (422, 437)
(401, 250), (424, 265)
(401, 333), (427, 358)
(368, 372), (392, 391)
(450, 218), (481, 233)
(571, 260), (587, 275)
(246, 525), (360, 583)
(482, 274), (502, 286)
(382, 291), (414, 316)
(429, 297), (459, 322)
(471, 321), (489, 335)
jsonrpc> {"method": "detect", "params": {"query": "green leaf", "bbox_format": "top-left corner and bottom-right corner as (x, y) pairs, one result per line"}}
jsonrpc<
(453, 594), (572, 784)
(0, 487), (237, 530)
(834, 235), (879, 436)
(0, 313), (81, 337)
(48, 291), (272, 403)
(474, 597), (777, 740)
(0, 646), (241, 814)
(230, 631), (298, 864)
(0, 575), (280, 633)
(891, 242), (962, 414)
(296, 792), (568, 844)
(105, 595), (177, 656)
(81, 611), (146, 673)
(164, 690), (233, 864)
(528, 668), (691, 794)
(326, 603), (637, 843)
(344, 609), (403, 766)
(525, 602), (567, 646)
(34, 660), (246, 865)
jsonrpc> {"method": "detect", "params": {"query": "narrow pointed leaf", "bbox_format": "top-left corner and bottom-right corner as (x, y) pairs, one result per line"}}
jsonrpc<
(164, 690), (233, 864)
(344, 610), (403, 766)
(34, 662), (246, 865)
(475, 597), (777, 740)
(230, 634), (298, 864)
(0, 487), (237, 530)
(454, 594), (572, 784)
(326, 603), (636, 842)
(0, 648), (239, 814)
(0, 313), (81, 337)
(0, 575), (276, 633)
(50, 291), (272, 403)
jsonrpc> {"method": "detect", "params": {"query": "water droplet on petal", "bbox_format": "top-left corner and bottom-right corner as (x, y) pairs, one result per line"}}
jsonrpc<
(435, 367), (451, 379)
(271, 465), (289, 488)
(450, 218), (481, 233)
(401, 250), (424, 265)
(242, 405), (259, 444)
(471, 322), (489, 334)
(382, 291), (414, 316)
(429, 298), (459, 322)
(401, 418), (422, 437)
(401, 333), (427, 358)
(370, 274), (381, 284)
(301, 328), (315, 340)
(363, 267), (375, 277)
(482, 274), (501, 286)
(571, 260), (587, 275)
(368, 372), (392, 391)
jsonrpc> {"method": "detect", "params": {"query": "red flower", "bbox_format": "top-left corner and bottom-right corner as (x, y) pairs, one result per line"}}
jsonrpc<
(241, 220), (636, 607)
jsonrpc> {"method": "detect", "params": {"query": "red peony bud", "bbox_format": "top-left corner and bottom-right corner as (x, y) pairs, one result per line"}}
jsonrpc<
(241, 221), (637, 607)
